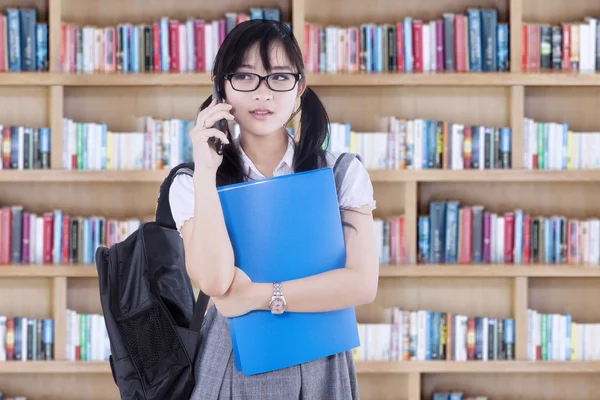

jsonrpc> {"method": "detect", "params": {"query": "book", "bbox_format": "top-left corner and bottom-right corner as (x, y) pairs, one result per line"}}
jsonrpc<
(216, 167), (360, 375)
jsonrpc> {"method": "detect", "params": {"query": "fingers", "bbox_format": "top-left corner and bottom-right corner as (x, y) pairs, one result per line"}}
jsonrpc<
(201, 110), (235, 129)
(206, 128), (230, 145)
(196, 100), (233, 126)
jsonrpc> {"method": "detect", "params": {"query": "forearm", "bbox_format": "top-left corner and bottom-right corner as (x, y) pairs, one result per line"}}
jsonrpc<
(184, 169), (235, 297)
(252, 267), (378, 313)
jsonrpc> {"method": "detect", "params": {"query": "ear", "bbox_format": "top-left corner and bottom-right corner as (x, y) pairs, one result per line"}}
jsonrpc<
(297, 77), (307, 98)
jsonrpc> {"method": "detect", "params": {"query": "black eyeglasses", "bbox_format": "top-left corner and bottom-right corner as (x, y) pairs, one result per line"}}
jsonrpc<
(224, 72), (302, 92)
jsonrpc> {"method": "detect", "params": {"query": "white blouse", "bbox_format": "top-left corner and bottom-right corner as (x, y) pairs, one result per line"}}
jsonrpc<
(169, 136), (377, 232)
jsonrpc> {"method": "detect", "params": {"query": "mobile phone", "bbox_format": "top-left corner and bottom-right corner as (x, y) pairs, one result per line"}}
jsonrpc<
(210, 82), (227, 155)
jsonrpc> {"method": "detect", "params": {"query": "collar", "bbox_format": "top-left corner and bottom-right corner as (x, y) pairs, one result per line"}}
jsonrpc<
(236, 133), (296, 179)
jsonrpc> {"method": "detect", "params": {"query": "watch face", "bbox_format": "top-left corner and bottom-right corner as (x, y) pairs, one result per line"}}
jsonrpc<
(270, 298), (286, 314)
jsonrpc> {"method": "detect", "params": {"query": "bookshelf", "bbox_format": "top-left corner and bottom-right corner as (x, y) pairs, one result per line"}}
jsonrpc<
(2, 0), (600, 398)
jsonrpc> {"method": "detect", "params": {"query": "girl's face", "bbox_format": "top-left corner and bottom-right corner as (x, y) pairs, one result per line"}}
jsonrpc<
(223, 42), (304, 138)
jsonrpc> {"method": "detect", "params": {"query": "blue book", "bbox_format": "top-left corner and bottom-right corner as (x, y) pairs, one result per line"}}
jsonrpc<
(216, 168), (360, 376)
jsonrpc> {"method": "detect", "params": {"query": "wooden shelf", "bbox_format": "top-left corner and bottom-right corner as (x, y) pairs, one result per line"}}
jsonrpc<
(0, 169), (170, 182)
(379, 265), (600, 277)
(3, 360), (600, 374)
(0, 265), (97, 277)
(0, 361), (110, 374)
(2, 265), (600, 279)
(354, 361), (600, 374)
(5, 169), (600, 183)
(3, 72), (600, 87)
(368, 169), (600, 182)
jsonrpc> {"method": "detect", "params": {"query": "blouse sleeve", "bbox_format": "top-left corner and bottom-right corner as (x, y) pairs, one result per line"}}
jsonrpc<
(338, 157), (377, 211)
(168, 174), (195, 232)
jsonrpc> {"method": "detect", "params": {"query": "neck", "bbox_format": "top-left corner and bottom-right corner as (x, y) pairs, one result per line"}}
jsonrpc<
(239, 129), (290, 178)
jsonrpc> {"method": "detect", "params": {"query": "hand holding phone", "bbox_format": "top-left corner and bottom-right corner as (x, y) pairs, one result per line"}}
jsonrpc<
(190, 92), (234, 171)
(210, 83), (229, 155)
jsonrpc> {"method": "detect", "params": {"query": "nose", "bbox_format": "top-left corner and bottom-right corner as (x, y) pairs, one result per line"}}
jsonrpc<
(253, 78), (273, 101)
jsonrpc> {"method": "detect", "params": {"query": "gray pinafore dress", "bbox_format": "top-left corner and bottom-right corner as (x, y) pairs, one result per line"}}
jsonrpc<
(189, 305), (360, 399)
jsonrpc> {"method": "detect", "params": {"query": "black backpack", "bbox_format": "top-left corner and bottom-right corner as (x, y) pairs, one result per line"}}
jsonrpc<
(95, 154), (361, 400)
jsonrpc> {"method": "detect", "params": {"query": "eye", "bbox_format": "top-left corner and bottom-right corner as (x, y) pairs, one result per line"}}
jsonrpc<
(232, 73), (253, 81)
(271, 74), (291, 81)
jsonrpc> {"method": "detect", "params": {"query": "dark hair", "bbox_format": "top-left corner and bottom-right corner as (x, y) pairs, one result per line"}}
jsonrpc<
(196, 19), (330, 186)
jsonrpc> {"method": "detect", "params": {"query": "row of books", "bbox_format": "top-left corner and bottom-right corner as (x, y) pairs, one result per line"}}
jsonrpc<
(523, 117), (600, 170)
(62, 117), (196, 170)
(354, 307), (515, 361)
(527, 309), (600, 361)
(325, 119), (512, 170)
(418, 201), (600, 266)
(522, 18), (599, 72)
(59, 8), (282, 74)
(66, 310), (109, 362)
(304, 8), (507, 73)
(433, 394), (487, 400)
(374, 215), (408, 265)
(0, 316), (54, 361)
(0, 395), (27, 400)
(0, 125), (51, 170)
(0, 205), (146, 266)
(0, 8), (48, 72)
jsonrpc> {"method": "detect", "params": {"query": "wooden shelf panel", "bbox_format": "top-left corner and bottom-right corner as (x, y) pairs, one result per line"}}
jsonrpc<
(379, 265), (600, 277)
(3, 360), (600, 374)
(3, 265), (600, 278)
(0, 361), (110, 373)
(0, 266), (97, 277)
(371, 169), (600, 182)
(0, 169), (170, 182)
(5, 169), (600, 183)
(3, 72), (600, 87)
(355, 361), (600, 373)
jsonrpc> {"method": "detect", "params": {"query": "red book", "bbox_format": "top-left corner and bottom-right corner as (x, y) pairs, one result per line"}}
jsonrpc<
(454, 15), (467, 72)
(42, 213), (53, 264)
(504, 212), (515, 263)
(523, 214), (531, 263)
(528, 25), (540, 71)
(562, 25), (570, 71)
(459, 207), (472, 264)
(412, 20), (423, 72)
(0, 15), (5, 71)
(399, 216), (406, 263)
(396, 22), (404, 72)
(168, 20), (179, 72)
(0, 207), (11, 264)
(521, 24), (528, 71)
(194, 20), (206, 72)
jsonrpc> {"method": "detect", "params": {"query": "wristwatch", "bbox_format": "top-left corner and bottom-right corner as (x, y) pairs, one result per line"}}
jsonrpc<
(269, 282), (286, 315)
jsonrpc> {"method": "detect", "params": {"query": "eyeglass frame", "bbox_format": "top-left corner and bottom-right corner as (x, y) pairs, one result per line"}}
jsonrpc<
(223, 72), (303, 92)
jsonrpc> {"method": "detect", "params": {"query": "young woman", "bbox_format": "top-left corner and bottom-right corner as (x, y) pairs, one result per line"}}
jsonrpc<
(168, 19), (379, 399)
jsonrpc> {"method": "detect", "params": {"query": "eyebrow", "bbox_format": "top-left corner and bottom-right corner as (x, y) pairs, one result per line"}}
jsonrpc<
(238, 63), (293, 71)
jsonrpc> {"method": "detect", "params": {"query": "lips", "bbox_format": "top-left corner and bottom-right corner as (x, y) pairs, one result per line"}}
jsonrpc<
(249, 109), (273, 120)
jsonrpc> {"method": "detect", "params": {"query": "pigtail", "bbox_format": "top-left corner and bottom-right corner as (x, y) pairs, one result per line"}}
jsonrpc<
(293, 86), (330, 172)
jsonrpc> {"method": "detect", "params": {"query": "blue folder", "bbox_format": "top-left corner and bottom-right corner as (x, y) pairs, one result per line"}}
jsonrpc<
(216, 167), (360, 376)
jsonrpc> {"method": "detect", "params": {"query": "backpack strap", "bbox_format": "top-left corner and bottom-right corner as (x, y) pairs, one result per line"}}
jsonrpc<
(332, 153), (362, 201)
(155, 162), (195, 229)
